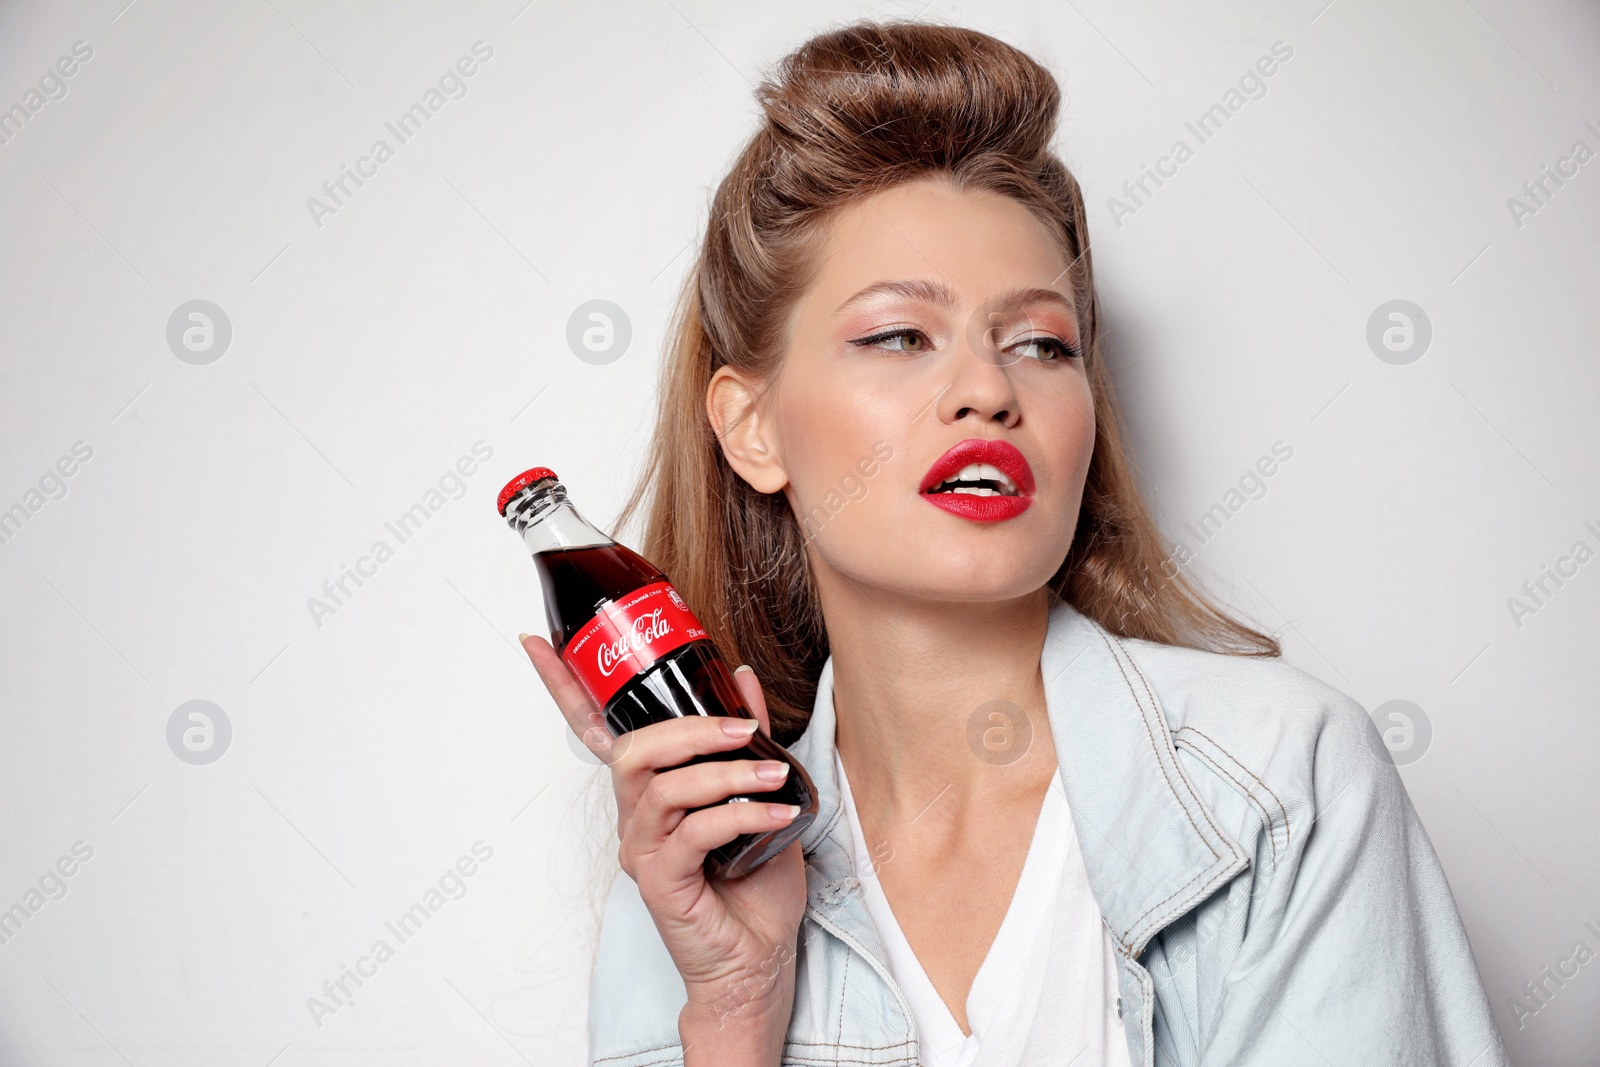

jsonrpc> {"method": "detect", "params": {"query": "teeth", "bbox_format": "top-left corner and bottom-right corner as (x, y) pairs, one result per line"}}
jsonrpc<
(973, 463), (1015, 492)
(931, 462), (1018, 496)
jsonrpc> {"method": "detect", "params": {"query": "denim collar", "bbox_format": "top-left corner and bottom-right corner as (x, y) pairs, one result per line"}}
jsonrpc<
(787, 597), (1249, 966)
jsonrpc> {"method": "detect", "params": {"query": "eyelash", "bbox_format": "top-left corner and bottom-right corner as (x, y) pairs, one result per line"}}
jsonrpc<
(849, 327), (1083, 363)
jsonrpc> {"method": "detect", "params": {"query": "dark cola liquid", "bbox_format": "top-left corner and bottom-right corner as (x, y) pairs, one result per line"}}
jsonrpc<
(535, 543), (818, 878)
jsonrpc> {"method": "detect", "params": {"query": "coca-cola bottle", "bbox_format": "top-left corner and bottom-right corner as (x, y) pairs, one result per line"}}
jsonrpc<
(498, 467), (818, 878)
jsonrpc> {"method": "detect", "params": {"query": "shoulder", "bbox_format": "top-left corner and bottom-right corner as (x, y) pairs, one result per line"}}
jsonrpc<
(1112, 632), (1396, 851)
(1116, 633), (1374, 761)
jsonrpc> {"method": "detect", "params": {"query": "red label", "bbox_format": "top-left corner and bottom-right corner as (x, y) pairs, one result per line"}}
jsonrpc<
(560, 581), (710, 708)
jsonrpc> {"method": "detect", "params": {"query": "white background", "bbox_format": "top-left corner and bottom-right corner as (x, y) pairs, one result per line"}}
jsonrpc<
(1, 1), (1597, 1064)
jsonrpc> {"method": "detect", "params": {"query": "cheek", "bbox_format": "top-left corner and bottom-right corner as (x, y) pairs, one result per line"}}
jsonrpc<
(1051, 376), (1097, 479)
(775, 371), (897, 494)
(776, 402), (905, 547)
(791, 467), (906, 571)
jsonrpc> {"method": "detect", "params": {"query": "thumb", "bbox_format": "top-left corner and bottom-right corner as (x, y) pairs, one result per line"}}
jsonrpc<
(731, 664), (772, 737)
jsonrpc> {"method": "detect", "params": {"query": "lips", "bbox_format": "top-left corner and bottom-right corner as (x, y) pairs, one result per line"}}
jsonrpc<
(918, 438), (1035, 523)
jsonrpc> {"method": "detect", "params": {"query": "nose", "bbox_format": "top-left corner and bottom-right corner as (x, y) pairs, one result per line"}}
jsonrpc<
(934, 331), (1022, 429)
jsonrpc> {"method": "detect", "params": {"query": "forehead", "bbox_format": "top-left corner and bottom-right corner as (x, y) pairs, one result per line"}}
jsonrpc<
(812, 176), (1074, 298)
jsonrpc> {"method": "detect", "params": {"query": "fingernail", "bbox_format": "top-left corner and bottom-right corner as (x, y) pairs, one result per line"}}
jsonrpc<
(768, 804), (800, 821)
(756, 760), (789, 783)
(518, 632), (531, 643)
(722, 717), (760, 736)
(733, 664), (754, 676)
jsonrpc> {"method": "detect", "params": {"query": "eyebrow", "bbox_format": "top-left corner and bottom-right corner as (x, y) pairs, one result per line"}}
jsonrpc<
(833, 279), (1076, 317)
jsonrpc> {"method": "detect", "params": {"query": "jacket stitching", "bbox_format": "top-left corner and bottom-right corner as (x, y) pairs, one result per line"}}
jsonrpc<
(1099, 632), (1215, 856)
(1096, 631), (1229, 954)
(781, 1056), (916, 1066)
(1177, 726), (1286, 870)
(784, 1039), (916, 1048)
(803, 802), (845, 858)
(594, 1051), (919, 1066)
(1120, 641), (1233, 848)
(803, 902), (923, 1053)
(1122, 866), (1216, 955)
(593, 1038), (919, 1066)
(787, 1036), (919, 1067)
(1130, 958), (1157, 1067)
(835, 949), (850, 1050)
(1170, 732), (1279, 871)
(593, 1045), (680, 1065)
(1107, 635), (1259, 952)
(1175, 725), (1290, 851)
(782, 1050), (918, 1067)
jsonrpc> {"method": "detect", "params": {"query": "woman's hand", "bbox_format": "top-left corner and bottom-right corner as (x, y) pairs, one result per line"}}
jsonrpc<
(520, 634), (806, 1058)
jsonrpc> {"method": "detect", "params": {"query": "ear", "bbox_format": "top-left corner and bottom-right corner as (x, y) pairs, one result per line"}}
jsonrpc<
(706, 365), (788, 494)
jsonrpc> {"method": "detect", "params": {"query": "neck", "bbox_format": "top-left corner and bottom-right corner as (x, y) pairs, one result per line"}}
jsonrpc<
(814, 566), (1059, 827)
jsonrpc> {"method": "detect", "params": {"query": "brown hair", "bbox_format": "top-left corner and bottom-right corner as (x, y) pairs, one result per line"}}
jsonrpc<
(614, 19), (1279, 745)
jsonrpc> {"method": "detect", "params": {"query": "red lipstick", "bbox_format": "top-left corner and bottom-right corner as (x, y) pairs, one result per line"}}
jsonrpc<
(918, 438), (1035, 523)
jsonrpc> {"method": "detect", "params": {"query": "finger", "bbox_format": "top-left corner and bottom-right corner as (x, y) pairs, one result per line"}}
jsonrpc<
(627, 757), (792, 844)
(611, 715), (763, 816)
(519, 633), (614, 754)
(731, 664), (772, 738)
(630, 800), (802, 904)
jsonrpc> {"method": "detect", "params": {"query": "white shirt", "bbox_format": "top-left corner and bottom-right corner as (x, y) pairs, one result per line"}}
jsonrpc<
(834, 750), (1133, 1067)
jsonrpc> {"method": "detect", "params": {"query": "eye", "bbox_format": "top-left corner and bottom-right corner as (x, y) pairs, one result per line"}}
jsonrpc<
(1008, 336), (1083, 363)
(849, 328), (932, 353)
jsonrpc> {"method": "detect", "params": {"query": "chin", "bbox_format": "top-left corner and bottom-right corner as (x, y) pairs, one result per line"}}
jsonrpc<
(937, 559), (1059, 601)
(816, 503), (1069, 596)
(870, 543), (1064, 604)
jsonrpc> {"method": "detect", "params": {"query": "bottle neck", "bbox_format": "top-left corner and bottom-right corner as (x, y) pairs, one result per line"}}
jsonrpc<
(504, 480), (613, 556)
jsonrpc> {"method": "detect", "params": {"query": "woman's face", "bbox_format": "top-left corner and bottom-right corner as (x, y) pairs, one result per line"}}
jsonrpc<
(723, 174), (1096, 604)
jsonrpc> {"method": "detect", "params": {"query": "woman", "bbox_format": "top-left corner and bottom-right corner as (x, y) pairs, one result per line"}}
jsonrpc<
(520, 20), (1508, 1067)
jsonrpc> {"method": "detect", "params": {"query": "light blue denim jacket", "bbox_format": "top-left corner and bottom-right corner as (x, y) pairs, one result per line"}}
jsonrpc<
(587, 599), (1510, 1066)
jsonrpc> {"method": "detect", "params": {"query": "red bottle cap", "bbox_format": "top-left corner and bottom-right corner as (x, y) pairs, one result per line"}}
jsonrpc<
(498, 467), (559, 514)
